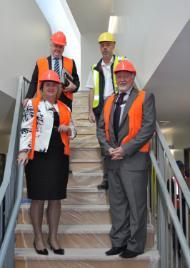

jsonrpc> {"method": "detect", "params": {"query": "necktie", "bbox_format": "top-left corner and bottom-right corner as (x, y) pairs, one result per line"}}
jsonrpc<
(54, 58), (60, 77)
(113, 93), (126, 142)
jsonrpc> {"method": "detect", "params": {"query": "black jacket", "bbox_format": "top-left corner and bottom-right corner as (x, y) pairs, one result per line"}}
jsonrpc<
(26, 56), (80, 109)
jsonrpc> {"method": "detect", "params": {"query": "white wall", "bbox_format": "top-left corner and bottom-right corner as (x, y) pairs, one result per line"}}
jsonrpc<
(112, 0), (190, 88)
(0, 0), (50, 152)
(0, 0), (50, 98)
(81, 33), (101, 90)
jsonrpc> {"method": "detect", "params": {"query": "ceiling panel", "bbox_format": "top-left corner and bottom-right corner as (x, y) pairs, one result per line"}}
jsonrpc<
(66, 0), (112, 33)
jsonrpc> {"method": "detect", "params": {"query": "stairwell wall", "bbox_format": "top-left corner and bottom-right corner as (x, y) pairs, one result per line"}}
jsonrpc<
(0, 0), (50, 99)
(0, 0), (50, 153)
(112, 0), (190, 88)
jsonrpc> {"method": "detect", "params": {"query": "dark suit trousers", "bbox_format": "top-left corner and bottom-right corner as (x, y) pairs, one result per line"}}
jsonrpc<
(108, 164), (148, 253)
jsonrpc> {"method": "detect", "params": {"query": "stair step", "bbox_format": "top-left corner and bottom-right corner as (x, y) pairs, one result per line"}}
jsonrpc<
(71, 148), (101, 161)
(72, 105), (88, 113)
(68, 173), (102, 187)
(70, 159), (102, 172)
(15, 248), (159, 268)
(15, 224), (155, 250)
(74, 120), (96, 127)
(70, 138), (100, 148)
(75, 125), (96, 135)
(72, 112), (89, 120)
(18, 204), (111, 225)
(22, 187), (108, 205)
(72, 95), (88, 106)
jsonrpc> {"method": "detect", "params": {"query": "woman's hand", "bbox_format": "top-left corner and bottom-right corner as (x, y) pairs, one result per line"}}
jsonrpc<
(18, 151), (29, 165)
(58, 124), (71, 135)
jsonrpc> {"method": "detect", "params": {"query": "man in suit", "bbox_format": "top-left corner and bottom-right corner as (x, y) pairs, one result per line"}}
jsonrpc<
(24, 31), (80, 110)
(97, 60), (156, 258)
(86, 32), (126, 190)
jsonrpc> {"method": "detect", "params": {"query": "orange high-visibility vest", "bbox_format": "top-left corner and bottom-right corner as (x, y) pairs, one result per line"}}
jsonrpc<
(28, 97), (71, 160)
(104, 90), (150, 152)
(36, 57), (73, 100)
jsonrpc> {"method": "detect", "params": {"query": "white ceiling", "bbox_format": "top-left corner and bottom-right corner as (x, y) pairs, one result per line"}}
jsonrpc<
(66, 0), (112, 33)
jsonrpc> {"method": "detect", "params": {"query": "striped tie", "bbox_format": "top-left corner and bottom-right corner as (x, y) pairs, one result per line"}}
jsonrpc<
(54, 58), (60, 77)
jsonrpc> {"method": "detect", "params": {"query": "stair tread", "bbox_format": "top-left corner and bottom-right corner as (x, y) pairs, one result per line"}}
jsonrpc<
(20, 204), (110, 210)
(16, 223), (154, 233)
(15, 248), (159, 261)
(71, 159), (101, 163)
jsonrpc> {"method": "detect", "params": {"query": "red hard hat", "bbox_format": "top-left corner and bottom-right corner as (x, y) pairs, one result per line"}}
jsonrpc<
(114, 60), (136, 75)
(39, 70), (60, 83)
(51, 31), (67, 46)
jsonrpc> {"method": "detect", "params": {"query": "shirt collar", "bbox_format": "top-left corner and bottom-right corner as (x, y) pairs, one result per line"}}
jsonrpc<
(52, 55), (62, 61)
(101, 56), (114, 66)
(118, 86), (133, 96)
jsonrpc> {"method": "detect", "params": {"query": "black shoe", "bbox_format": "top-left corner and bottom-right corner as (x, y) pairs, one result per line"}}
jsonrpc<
(33, 242), (48, 255)
(97, 180), (108, 190)
(48, 241), (64, 255)
(105, 246), (126, 256)
(120, 248), (142, 258)
(69, 169), (72, 174)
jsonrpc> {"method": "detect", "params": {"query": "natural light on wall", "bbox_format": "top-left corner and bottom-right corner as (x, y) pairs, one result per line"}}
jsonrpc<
(35, 0), (81, 82)
(108, 16), (118, 34)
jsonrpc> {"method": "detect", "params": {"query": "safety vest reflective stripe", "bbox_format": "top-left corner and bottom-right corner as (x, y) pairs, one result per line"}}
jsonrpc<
(37, 57), (73, 100)
(104, 90), (150, 153)
(28, 98), (71, 160)
(92, 56), (125, 108)
(92, 65), (100, 108)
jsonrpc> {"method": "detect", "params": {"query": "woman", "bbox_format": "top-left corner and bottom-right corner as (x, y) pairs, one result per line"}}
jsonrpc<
(18, 70), (76, 255)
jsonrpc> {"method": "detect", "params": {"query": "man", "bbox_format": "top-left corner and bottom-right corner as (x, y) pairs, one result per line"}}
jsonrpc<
(86, 32), (126, 190)
(97, 60), (156, 258)
(25, 31), (80, 110)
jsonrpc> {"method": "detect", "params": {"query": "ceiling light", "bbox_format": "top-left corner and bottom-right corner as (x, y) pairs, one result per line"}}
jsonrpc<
(108, 16), (118, 34)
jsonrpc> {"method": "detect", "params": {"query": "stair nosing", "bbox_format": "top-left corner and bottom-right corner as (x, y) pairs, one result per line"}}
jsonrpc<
(71, 159), (101, 163)
(15, 248), (160, 261)
(19, 204), (110, 210)
(16, 223), (154, 234)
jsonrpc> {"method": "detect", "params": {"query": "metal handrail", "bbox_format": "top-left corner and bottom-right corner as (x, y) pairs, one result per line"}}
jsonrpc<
(155, 122), (190, 209)
(0, 76), (29, 268)
(150, 122), (190, 267)
(0, 77), (23, 205)
(150, 151), (190, 266)
(0, 166), (24, 266)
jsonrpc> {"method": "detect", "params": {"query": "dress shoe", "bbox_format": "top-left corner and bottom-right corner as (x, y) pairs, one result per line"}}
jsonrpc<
(48, 241), (64, 255)
(120, 248), (142, 258)
(97, 180), (108, 190)
(105, 246), (126, 256)
(33, 241), (48, 255)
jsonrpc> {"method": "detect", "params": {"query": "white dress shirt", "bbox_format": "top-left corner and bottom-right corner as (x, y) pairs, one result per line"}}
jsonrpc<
(115, 88), (133, 125)
(51, 56), (62, 77)
(85, 57), (114, 99)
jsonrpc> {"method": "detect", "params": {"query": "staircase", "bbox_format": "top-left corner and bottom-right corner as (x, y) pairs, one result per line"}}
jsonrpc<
(15, 91), (160, 268)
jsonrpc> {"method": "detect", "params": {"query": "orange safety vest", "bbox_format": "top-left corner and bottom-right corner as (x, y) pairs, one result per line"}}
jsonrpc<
(104, 90), (150, 152)
(36, 57), (73, 100)
(28, 97), (71, 160)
